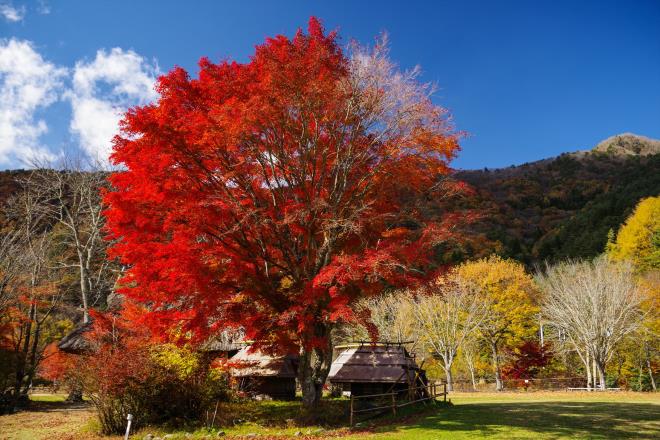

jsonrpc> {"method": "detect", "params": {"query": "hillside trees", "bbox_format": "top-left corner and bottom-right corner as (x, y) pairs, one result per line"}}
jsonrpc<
(456, 150), (660, 266)
(0, 191), (70, 407)
(105, 18), (466, 408)
(608, 196), (660, 272)
(0, 230), (24, 320)
(19, 161), (115, 323)
(0, 160), (117, 410)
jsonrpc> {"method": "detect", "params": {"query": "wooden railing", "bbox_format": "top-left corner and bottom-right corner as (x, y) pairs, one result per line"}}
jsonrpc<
(349, 382), (447, 426)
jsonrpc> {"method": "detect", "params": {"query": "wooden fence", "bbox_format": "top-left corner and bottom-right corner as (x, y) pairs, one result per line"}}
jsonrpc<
(349, 382), (447, 426)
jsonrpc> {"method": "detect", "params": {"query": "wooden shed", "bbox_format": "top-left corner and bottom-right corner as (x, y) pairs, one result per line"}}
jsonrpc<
(327, 342), (428, 397)
(229, 346), (298, 400)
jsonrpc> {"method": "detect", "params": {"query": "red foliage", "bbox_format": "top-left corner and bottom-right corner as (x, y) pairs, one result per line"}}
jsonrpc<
(38, 343), (75, 382)
(104, 17), (465, 356)
(502, 341), (553, 380)
(52, 307), (156, 397)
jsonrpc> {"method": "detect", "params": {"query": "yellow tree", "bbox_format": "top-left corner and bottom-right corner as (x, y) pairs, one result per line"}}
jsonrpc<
(608, 196), (660, 272)
(635, 271), (659, 390)
(456, 255), (539, 391)
(608, 196), (660, 389)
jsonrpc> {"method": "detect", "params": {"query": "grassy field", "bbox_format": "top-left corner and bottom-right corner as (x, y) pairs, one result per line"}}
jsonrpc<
(365, 392), (660, 439)
(0, 391), (658, 439)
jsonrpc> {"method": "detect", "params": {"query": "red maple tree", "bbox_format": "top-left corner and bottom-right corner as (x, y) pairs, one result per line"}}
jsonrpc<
(105, 17), (466, 407)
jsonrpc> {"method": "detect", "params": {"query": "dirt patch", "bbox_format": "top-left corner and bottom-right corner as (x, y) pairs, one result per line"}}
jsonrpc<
(0, 401), (117, 440)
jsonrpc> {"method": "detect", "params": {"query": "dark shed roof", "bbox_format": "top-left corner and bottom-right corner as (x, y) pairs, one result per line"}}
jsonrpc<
(199, 329), (244, 353)
(57, 322), (96, 354)
(328, 343), (422, 384)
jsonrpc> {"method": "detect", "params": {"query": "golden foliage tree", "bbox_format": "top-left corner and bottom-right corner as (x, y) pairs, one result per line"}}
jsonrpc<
(409, 277), (488, 391)
(456, 255), (539, 390)
(608, 196), (660, 272)
(636, 271), (659, 390)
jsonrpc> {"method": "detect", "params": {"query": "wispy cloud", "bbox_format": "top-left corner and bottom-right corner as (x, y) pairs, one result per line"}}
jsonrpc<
(0, 39), (67, 165)
(0, 38), (160, 167)
(36, 0), (50, 15)
(0, 2), (26, 22)
(68, 48), (159, 161)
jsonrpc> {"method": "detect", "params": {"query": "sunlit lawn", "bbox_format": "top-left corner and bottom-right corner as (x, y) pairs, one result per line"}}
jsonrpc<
(27, 393), (69, 402)
(0, 391), (658, 439)
(364, 392), (660, 439)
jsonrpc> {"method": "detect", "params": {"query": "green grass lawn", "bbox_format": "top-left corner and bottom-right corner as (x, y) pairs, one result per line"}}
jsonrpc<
(27, 393), (68, 402)
(2, 391), (657, 439)
(362, 392), (660, 439)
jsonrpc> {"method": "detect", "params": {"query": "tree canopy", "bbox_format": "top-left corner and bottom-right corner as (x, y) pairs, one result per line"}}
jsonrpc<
(105, 18), (465, 406)
(608, 196), (660, 272)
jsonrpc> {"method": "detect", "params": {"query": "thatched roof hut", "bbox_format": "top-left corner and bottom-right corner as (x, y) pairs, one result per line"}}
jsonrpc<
(328, 343), (427, 396)
(199, 330), (244, 358)
(230, 346), (298, 400)
(58, 292), (121, 355)
(57, 322), (95, 354)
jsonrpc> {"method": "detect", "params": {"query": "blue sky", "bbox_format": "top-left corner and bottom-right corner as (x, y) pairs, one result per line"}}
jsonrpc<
(1, 0), (659, 170)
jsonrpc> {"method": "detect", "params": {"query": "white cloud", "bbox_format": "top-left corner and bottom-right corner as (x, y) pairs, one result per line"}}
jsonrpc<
(0, 39), (66, 165)
(0, 3), (25, 22)
(0, 41), (159, 167)
(37, 0), (50, 15)
(68, 48), (159, 161)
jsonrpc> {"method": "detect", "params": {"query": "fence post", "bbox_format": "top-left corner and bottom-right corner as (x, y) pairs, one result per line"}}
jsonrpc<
(443, 383), (447, 402)
(124, 414), (133, 440)
(391, 392), (397, 416)
(349, 395), (354, 427)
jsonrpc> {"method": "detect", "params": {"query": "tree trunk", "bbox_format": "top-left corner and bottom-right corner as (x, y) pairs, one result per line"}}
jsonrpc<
(490, 341), (503, 391)
(592, 358), (600, 390)
(22, 321), (41, 395)
(585, 352), (592, 390)
(444, 358), (454, 392)
(645, 345), (657, 391)
(78, 260), (90, 324)
(580, 348), (591, 390)
(464, 350), (477, 391)
(595, 359), (606, 391)
(13, 314), (33, 403)
(66, 386), (84, 402)
(298, 324), (333, 410)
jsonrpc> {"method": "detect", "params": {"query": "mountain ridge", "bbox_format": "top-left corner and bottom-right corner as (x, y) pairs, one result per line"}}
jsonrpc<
(0, 134), (656, 267)
(450, 133), (660, 266)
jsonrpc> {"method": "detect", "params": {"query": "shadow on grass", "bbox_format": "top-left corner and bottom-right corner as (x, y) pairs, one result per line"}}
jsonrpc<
(375, 401), (660, 439)
(23, 399), (91, 413)
(211, 398), (349, 428)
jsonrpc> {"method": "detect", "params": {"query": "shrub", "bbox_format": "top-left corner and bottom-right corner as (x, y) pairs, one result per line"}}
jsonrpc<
(71, 311), (232, 434)
(502, 341), (553, 380)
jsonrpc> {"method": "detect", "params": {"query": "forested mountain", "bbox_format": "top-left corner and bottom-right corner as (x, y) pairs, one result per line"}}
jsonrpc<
(0, 134), (657, 270)
(453, 133), (660, 266)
